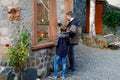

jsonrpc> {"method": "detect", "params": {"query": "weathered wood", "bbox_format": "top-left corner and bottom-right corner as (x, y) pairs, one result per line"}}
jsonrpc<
(49, 0), (57, 41)
(103, 34), (120, 47)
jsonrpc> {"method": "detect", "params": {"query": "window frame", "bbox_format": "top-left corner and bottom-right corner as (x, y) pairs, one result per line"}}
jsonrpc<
(32, 0), (57, 51)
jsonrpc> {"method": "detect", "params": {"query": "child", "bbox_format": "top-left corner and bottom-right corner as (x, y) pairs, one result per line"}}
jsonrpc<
(49, 23), (69, 79)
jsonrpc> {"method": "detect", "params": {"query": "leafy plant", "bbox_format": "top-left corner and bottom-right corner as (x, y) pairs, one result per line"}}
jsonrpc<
(104, 10), (120, 34)
(38, 36), (43, 43)
(7, 29), (30, 80)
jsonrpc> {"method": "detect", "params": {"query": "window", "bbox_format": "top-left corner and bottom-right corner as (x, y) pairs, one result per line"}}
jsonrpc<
(32, 0), (57, 50)
(37, 0), (49, 43)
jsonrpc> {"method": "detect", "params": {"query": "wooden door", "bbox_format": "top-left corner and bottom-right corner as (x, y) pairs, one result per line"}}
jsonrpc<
(95, 2), (103, 34)
(86, 1), (103, 34)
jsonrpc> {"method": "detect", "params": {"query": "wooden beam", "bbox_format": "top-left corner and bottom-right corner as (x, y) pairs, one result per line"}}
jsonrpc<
(49, 0), (57, 41)
(32, 0), (37, 45)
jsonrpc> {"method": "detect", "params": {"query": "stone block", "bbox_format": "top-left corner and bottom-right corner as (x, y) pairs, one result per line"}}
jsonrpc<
(38, 52), (43, 58)
(20, 10), (32, 21)
(0, 68), (13, 80)
(0, 19), (9, 27)
(39, 64), (43, 69)
(1, 0), (19, 6)
(36, 58), (40, 65)
(0, 62), (7, 66)
(0, 36), (9, 45)
(37, 67), (47, 78)
(45, 57), (48, 62)
(0, 74), (7, 80)
(0, 12), (8, 19)
(30, 57), (35, 61)
(41, 58), (44, 63)
(31, 62), (35, 67)
(18, 0), (32, 10)
(46, 49), (51, 55)
(26, 58), (31, 68)
(0, 27), (8, 36)
(44, 63), (47, 67)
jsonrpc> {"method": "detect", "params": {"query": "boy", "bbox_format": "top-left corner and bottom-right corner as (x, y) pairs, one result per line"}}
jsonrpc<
(49, 23), (69, 79)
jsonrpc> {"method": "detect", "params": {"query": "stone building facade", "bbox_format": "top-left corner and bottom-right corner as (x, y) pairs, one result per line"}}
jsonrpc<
(0, 0), (73, 78)
(0, 0), (120, 79)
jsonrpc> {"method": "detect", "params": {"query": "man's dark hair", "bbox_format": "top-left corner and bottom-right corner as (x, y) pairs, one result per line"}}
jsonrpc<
(66, 11), (74, 17)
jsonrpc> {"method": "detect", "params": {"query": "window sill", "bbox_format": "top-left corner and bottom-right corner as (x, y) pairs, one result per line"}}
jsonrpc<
(32, 42), (54, 51)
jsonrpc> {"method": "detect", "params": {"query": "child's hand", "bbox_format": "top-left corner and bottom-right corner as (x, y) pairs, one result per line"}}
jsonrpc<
(57, 23), (63, 27)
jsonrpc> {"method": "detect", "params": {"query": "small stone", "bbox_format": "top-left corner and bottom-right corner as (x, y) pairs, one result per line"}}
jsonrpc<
(38, 53), (42, 57)
(43, 52), (46, 57)
(41, 58), (44, 63)
(32, 62), (35, 67)
(27, 63), (30, 68)
(39, 64), (43, 69)
(30, 57), (35, 61)
(45, 57), (47, 62)
(0, 62), (7, 66)
(36, 58), (40, 65)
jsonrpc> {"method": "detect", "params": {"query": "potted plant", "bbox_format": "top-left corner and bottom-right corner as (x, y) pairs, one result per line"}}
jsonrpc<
(7, 29), (30, 80)
(104, 10), (120, 35)
(37, 33), (44, 43)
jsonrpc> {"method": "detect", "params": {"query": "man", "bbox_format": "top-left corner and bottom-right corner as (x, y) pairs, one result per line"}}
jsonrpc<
(66, 11), (79, 72)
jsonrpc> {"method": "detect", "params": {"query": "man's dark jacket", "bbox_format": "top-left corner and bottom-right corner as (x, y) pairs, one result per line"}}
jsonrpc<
(67, 18), (79, 45)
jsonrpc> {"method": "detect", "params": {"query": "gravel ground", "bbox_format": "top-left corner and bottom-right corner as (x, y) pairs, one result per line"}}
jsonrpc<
(43, 44), (120, 80)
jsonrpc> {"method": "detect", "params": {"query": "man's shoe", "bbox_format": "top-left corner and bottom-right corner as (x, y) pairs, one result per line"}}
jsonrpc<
(67, 67), (76, 72)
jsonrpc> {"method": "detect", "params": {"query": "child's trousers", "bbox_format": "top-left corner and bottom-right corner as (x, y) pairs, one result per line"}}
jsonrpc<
(54, 55), (66, 77)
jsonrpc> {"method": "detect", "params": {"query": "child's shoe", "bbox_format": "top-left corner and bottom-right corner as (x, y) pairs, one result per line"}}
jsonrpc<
(48, 75), (57, 79)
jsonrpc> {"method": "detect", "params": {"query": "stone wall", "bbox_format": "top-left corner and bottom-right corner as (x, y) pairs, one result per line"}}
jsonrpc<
(0, 0), (32, 63)
(73, 0), (86, 32)
(56, 0), (65, 24)
(0, 0), (60, 78)
(25, 48), (55, 78)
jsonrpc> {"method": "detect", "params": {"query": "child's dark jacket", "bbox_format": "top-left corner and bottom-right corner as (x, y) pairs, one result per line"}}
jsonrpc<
(55, 32), (69, 57)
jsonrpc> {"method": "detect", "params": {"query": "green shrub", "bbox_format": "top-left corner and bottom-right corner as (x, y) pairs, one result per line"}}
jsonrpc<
(7, 30), (30, 80)
(104, 10), (120, 34)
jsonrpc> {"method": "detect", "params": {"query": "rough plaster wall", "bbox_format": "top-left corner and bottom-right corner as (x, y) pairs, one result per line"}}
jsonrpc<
(0, 0), (32, 62)
(56, 0), (65, 24)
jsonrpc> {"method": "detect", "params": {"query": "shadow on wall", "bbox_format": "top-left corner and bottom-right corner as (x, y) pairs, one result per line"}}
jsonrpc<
(73, 0), (86, 33)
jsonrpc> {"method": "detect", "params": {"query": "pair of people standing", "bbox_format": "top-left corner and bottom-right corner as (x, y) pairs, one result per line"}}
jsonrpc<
(49, 11), (79, 79)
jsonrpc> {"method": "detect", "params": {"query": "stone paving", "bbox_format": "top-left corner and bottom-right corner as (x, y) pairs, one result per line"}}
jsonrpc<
(43, 43), (120, 80)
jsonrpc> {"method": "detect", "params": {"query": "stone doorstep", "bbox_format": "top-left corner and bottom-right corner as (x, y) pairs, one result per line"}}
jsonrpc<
(103, 34), (114, 38)
(109, 41), (120, 45)
(0, 74), (7, 80)
(0, 68), (12, 80)
(103, 34), (120, 47)
(0, 66), (6, 73)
